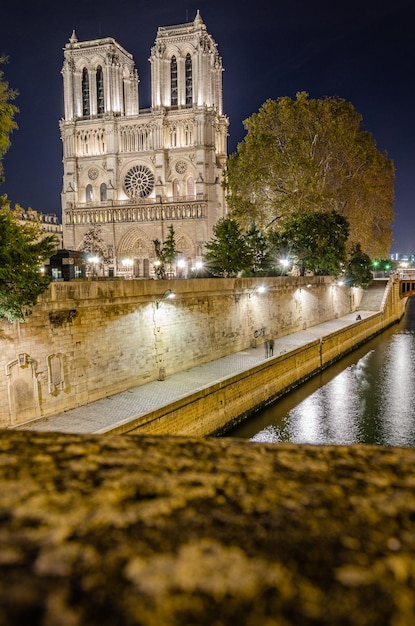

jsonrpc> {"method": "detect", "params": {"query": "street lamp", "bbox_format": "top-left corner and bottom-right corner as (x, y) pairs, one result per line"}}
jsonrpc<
(176, 258), (186, 278)
(121, 258), (133, 278)
(88, 255), (99, 276)
(191, 261), (204, 277)
(156, 289), (176, 309)
(249, 285), (267, 298)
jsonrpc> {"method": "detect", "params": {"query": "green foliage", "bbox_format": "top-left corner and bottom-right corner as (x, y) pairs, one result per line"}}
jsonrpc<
(0, 197), (56, 321)
(153, 225), (180, 279)
(204, 216), (252, 277)
(371, 258), (395, 273)
(0, 56), (19, 186)
(225, 92), (395, 258)
(345, 243), (373, 288)
(269, 210), (349, 276)
(242, 222), (273, 276)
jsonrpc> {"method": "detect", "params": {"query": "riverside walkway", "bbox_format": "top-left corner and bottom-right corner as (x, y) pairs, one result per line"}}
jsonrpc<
(14, 310), (374, 435)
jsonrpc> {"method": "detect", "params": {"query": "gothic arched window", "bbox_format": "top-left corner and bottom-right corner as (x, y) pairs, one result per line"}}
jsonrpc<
(96, 66), (104, 115)
(185, 54), (192, 107)
(172, 179), (180, 198)
(100, 183), (107, 201)
(171, 56), (178, 107)
(170, 125), (177, 148)
(187, 177), (194, 198)
(82, 68), (90, 117)
(86, 184), (93, 202)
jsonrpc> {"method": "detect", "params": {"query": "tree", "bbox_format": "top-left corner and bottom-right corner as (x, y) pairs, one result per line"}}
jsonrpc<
(79, 225), (112, 275)
(225, 92), (395, 258)
(153, 225), (180, 279)
(345, 243), (373, 288)
(0, 56), (19, 185)
(243, 221), (273, 276)
(0, 198), (56, 321)
(203, 216), (252, 277)
(269, 210), (349, 276)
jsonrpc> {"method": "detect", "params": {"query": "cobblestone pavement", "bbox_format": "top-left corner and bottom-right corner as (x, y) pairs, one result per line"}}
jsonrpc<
(13, 312), (373, 435)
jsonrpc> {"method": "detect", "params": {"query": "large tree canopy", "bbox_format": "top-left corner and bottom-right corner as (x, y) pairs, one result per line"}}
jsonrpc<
(225, 92), (395, 258)
(0, 199), (56, 321)
(0, 56), (18, 185)
(0, 62), (55, 322)
(269, 209), (350, 277)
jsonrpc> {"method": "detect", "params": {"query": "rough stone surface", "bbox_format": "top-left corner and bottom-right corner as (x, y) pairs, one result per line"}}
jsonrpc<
(1, 431), (415, 625)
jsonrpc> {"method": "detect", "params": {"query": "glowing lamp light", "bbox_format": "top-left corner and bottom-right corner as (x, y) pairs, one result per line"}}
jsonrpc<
(249, 284), (267, 298)
(156, 289), (176, 309)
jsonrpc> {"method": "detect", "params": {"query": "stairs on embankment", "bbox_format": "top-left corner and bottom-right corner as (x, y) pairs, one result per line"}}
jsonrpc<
(358, 279), (388, 311)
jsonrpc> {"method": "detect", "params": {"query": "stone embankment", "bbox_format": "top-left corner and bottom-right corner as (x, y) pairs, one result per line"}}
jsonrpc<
(6, 276), (406, 436)
(1, 275), (363, 428)
(1, 430), (415, 626)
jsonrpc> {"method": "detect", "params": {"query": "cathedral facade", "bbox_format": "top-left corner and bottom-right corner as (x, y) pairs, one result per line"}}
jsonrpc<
(60, 11), (228, 277)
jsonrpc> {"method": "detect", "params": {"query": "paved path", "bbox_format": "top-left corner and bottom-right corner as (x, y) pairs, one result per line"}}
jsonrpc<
(13, 311), (373, 435)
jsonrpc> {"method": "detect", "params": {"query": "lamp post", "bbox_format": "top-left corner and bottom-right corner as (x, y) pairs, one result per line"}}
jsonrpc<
(176, 258), (186, 278)
(156, 289), (176, 309)
(190, 261), (204, 277)
(279, 258), (290, 275)
(121, 258), (133, 279)
(88, 255), (99, 277)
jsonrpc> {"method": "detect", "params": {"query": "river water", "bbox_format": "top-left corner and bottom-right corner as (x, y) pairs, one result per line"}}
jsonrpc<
(225, 298), (415, 447)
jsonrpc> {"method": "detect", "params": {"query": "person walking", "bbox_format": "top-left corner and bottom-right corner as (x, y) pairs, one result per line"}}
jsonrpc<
(264, 340), (269, 358)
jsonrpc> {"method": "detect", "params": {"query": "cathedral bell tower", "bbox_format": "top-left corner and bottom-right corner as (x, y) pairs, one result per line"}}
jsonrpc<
(60, 13), (228, 278)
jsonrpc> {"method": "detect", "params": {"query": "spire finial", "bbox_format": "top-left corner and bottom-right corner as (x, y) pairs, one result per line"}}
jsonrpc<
(69, 30), (78, 44)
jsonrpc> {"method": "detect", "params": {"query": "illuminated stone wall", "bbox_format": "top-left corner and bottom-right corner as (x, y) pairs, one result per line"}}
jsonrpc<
(0, 276), (373, 428)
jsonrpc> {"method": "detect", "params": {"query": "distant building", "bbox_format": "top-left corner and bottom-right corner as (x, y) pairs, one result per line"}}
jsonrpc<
(390, 253), (415, 266)
(60, 11), (228, 278)
(17, 209), (63, 250)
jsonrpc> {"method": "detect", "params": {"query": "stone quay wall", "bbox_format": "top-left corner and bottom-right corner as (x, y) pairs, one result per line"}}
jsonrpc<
(0, 276), (363, 428)
(104, 301), (402, 438)
(98, 277), (405, 437)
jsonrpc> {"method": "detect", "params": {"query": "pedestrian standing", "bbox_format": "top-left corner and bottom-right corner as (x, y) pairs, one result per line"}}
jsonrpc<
(269, 338), (274, 356)
(264, 340), (269, 358)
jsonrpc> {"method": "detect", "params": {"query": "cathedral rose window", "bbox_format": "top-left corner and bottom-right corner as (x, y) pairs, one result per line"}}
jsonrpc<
(124, 165), (155, 198)
(175, 160), (187, 174)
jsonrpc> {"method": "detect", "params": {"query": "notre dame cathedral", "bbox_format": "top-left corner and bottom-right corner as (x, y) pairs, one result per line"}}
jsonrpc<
(60, 11), (228, 277)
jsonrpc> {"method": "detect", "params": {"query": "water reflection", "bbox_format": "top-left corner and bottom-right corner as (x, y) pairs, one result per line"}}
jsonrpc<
(226, 300), (415, 447)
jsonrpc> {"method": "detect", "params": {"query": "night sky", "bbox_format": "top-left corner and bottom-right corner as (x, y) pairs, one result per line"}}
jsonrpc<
(1, 0), (414, 254)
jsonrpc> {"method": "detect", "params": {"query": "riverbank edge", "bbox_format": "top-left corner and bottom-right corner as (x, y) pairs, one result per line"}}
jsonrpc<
(214, 312), (403, 437)
(101, 296), (406, 438)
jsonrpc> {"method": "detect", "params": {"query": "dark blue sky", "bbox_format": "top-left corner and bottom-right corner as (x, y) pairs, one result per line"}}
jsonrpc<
(1, 0), (414, 253)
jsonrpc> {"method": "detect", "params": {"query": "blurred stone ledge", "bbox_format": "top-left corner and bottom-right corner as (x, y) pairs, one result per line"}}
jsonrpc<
(1, 430), (415, 625)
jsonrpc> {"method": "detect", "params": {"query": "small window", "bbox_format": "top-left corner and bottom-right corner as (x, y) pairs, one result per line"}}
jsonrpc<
(100, 183), (107, 201)
(86, 184), (93, 202)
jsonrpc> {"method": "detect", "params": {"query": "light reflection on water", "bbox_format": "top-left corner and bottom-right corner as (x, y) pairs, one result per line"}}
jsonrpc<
(226, 302), (415, 447)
